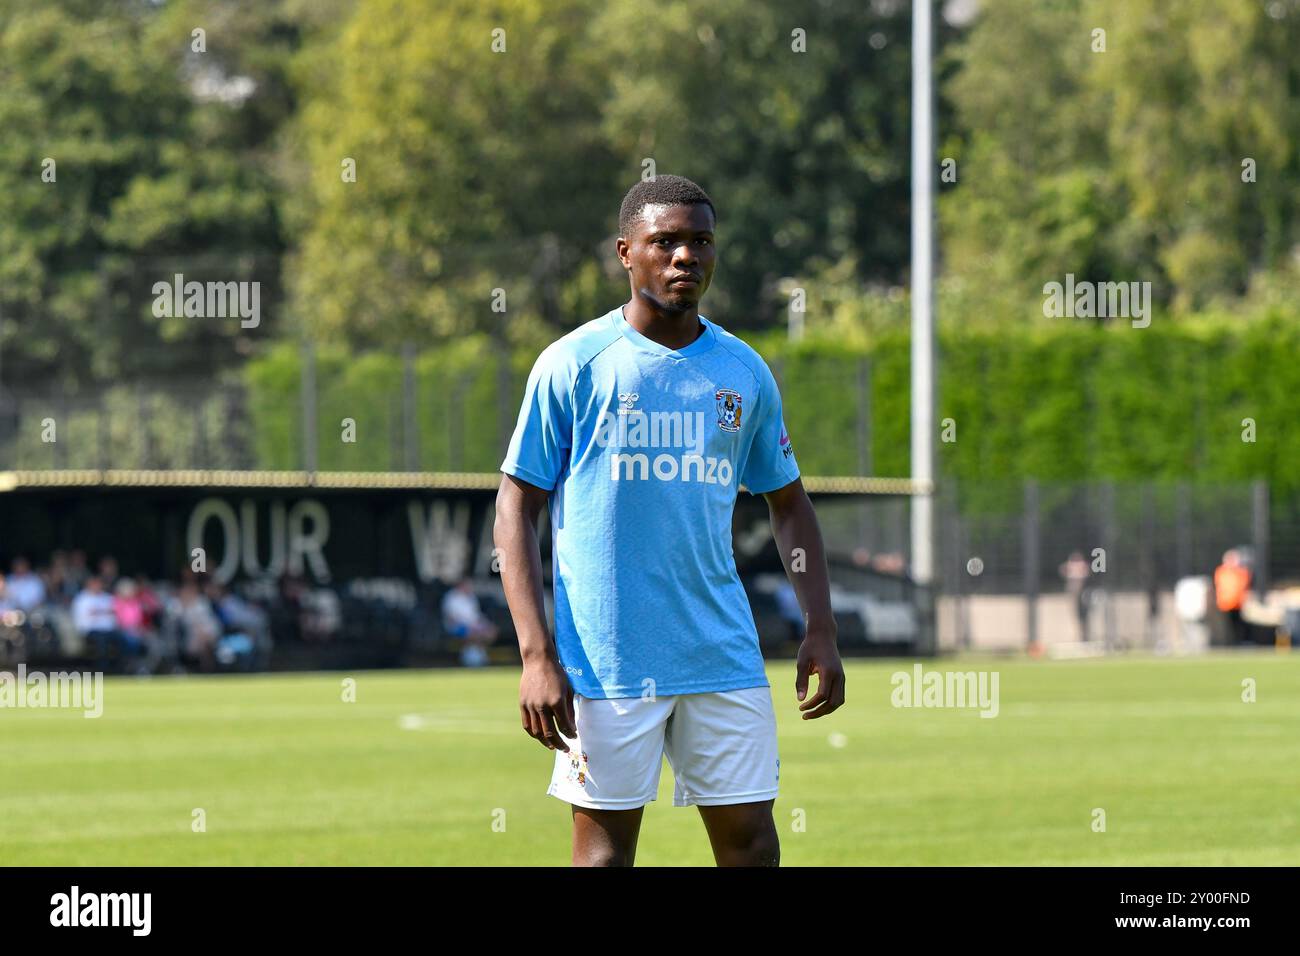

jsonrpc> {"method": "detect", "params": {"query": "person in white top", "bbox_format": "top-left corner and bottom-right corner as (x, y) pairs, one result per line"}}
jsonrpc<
(7, 557), (47, 612)
(72, 576), (146, 671)
(441, 578), (499, 667)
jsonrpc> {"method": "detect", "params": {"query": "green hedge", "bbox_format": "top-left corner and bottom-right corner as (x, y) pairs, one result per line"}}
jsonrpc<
(245, 315), (1300, 498)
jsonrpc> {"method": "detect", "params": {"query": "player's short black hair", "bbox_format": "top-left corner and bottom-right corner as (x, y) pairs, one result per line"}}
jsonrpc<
(617, 174), (716, 239)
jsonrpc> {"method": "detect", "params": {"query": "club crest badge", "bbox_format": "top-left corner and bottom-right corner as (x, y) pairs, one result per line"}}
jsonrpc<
(567, 750), (590, 788)
(715, 388), (743, 432)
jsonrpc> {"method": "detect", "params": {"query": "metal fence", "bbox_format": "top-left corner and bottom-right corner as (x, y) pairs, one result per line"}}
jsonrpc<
(935, 479), (1293, 650)
(0, 382), (254, 472)
(939, 479), (1271, 592)
(810, 479), (1294, 651)
(0, 348), (884, 476)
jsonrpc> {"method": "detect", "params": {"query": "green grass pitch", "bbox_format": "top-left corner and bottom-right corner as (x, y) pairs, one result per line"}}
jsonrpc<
(2, 655), (1297, 865)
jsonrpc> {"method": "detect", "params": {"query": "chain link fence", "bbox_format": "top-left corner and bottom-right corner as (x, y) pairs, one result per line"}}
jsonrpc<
(935, 479), (1289, 651)
(0, 348), (885, 475)
(0, 382), (254, 471)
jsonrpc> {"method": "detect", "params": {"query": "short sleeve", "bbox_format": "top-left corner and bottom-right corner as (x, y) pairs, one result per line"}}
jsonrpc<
(740, 358), (800, 495)
(500, 345), (574, 491)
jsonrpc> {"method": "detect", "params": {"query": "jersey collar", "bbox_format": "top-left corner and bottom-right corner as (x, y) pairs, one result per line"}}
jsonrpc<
(613, 305), (717, 359)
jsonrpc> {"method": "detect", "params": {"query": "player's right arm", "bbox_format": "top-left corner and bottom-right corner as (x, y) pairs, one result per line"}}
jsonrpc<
(495, 343), (578, 752)
(494, 475), (576, 752)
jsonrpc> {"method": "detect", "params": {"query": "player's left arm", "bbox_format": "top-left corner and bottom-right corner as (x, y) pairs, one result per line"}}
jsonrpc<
(763, 478), (845, 719)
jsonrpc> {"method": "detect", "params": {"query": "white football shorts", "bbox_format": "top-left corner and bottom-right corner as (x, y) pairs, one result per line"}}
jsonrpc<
(546, 685), (780, 810)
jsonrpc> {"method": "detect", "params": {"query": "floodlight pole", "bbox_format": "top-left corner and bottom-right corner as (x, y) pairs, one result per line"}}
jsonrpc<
(910, 0), (936, 593)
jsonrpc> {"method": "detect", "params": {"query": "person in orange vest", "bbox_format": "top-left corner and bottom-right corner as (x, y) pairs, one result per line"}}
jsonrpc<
(1214, 549), (1252, 645)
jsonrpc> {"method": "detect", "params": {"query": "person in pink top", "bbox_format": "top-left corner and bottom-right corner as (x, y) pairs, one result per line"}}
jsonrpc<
(113, 578), (147, 638)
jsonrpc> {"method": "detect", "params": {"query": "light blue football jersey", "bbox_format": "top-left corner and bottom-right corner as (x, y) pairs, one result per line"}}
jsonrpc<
(500, 305), (800, 699)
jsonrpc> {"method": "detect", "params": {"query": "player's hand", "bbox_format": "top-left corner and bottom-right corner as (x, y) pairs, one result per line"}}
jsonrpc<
(795, 627), (845, 719)
(519, 655), (576, 752)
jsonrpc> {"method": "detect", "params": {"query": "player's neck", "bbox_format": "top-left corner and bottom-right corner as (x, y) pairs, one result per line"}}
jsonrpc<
(622, 299), (704, 351)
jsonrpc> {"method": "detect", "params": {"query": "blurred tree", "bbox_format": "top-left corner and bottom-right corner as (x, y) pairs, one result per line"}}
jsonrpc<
(0, 0), (327, 387)
(287, 0), (623, 347)
(941, 0), (1299, 320)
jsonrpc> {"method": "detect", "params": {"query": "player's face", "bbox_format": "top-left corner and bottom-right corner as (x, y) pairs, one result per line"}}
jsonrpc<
(618, 203), (716, 313)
